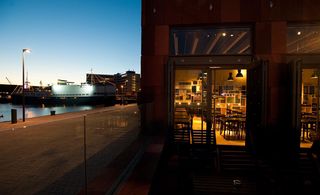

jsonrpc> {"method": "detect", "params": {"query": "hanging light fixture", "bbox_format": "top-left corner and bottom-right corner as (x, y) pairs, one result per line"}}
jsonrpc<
(227, 72), (233, 81)
(311, 71), (318, 79)
(311, 72), (318, 79)
(236, 69), (243, 77)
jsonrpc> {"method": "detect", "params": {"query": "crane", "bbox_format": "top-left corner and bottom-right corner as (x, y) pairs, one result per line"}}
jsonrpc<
(5, 77), (12, 85)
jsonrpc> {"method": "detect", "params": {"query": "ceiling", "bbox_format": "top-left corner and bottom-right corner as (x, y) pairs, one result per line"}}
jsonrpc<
(170, 27), (252, 56)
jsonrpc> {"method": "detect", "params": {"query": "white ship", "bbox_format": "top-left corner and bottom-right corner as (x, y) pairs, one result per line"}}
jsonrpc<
(12, 79), (116, 105)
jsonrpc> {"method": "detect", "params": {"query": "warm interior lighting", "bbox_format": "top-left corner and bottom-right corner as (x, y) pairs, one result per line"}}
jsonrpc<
(311, 71), (318, 79)
(222, 32), (226, 37)
(227, 72), (233, 81)
(297, 31), (301, 36)
(236, 69), (243, 77)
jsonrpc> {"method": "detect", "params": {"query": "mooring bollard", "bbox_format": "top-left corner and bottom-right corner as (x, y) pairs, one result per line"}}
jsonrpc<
(50, 110), (56, 116)
(11, 109), (17, 124)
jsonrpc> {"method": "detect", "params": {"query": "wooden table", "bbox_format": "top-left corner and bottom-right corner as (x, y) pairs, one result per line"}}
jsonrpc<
(220, 117), (246, 140)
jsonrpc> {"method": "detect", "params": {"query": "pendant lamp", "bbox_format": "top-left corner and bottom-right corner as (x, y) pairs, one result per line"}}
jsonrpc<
(236, 69), (243, 77)
(227, 72), (233, 81)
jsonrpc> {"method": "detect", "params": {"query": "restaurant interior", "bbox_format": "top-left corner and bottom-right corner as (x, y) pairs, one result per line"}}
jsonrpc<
(173, 68), (247, 146)
(170, 25), (320, 149)
(173, 67), (320, 148)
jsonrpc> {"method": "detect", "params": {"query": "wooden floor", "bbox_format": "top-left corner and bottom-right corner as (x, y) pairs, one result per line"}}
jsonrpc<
(300, 140), (312, 148)
(192, 117), (312, 148)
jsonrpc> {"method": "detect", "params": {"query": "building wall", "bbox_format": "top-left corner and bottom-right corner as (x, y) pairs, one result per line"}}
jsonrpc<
(141, 0), (320, 156)
(87, 71), (140, 98)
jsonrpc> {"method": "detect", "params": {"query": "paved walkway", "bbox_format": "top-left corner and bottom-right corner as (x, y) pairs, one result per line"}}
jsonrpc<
(0, 104), (140, 195)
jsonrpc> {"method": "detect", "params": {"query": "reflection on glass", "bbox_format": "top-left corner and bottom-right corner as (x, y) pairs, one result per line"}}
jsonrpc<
(170, 27), (252, 56)
(287, 25), (320, 53)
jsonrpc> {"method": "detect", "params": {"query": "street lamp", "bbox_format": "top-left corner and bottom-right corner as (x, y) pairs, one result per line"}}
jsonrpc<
(121, 85), (124, 105)
(22, 48), (31, 122)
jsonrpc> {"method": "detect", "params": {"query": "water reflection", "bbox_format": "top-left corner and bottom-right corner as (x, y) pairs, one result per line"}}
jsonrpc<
(0, 103), (95, 122)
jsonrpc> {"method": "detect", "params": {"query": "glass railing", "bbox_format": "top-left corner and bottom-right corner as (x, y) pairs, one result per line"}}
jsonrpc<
(0, 104), (141, 195)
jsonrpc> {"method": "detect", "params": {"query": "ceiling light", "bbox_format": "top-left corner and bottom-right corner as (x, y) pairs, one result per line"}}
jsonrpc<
(236, 69), (243, 77)
(209, 4), (213, 11)
(227, 72), (233, 81)
(311, 71), (318, 79)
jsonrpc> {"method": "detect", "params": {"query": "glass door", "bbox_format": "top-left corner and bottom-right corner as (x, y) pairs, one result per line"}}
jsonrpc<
(173, 69), (210, 144)
(301, 68), (320, 147)
(212, 69), (247, 146)
(173, 68), (248, 146)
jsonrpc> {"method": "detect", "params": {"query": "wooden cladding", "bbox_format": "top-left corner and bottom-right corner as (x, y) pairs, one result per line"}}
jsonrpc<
(142, 0), (320, 25)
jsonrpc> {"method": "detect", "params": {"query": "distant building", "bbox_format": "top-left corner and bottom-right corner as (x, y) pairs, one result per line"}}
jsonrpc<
(117, 71), (141, 97)
(86, 70), (140, 98)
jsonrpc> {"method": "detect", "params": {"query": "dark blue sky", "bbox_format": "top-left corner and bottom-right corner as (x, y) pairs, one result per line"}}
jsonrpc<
(0, 0), (141, 85)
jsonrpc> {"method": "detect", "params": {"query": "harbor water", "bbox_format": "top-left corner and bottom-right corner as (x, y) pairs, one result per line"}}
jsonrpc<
(0, 103), (96, 122)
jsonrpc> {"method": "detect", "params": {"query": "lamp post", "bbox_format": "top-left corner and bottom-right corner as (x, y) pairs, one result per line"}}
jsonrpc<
(121, 85), (124, 105)
(22, 48), (31, 122)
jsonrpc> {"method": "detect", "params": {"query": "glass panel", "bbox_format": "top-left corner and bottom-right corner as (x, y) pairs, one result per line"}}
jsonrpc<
(170, 27), (252, 56)
(0, 105), (140, 194)
(212, 69), (246, 146)
(173, 69), (208, 144)
(287, 25), (320, 53)
(301, 69), (320, 147)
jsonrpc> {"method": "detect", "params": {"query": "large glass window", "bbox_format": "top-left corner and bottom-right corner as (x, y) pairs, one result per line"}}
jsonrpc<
(301, 68), (320, 148)
(173, 68), (247, 146)
(287, 24), (320, 54)
(170, 27), (252, 56)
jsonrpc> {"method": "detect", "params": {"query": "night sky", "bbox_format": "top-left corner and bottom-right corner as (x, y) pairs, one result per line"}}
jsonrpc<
(0, 0), (141, 86)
